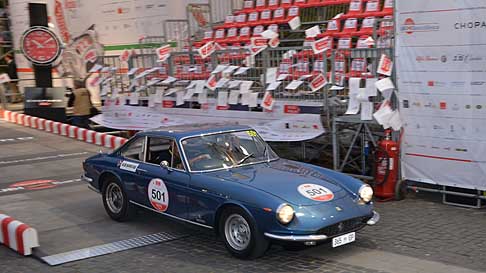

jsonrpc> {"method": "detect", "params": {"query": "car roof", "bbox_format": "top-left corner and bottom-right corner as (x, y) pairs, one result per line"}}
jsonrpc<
(139, 123), (253, 139)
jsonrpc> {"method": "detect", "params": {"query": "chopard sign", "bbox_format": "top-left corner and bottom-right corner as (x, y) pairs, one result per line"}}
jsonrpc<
(454, 21), (486, 30)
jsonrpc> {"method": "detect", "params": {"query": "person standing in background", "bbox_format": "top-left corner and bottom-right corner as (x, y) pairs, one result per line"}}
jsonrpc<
(68, 79), (92, 128)
(4, 54), (20, 102)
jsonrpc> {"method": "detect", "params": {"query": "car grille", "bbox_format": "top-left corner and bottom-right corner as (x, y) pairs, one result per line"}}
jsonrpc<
(317, 215), (371, 237)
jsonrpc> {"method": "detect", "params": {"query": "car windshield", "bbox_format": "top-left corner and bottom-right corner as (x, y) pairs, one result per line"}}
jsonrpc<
(181, 130), (279, 172)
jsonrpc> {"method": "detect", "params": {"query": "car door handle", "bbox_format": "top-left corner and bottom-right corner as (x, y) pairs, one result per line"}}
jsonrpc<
(137, 168), (148, 173)
(201, 189), (208, 193)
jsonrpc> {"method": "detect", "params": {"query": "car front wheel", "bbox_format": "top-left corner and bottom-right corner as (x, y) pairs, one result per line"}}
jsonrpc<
(102, 177), (135, 221)
(219, 207), (269, 259)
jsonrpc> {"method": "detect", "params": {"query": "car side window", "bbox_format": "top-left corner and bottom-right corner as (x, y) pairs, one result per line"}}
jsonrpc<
(146, 137), (171, 165)
(170, 142), (185, 171)
(120, 137), (145, 161)
(146, 137), (185, 171)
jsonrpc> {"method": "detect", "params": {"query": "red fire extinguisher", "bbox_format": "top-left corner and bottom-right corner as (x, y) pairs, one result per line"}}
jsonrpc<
(373, 130), (399, 200)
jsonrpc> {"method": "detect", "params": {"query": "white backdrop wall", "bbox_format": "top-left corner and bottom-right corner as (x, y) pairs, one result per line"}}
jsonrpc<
(396, 0), (486, 190)
(9, 0), (200, 87)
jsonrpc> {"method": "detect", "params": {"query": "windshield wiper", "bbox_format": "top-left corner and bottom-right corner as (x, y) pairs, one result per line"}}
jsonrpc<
(236, 153), (255, 165)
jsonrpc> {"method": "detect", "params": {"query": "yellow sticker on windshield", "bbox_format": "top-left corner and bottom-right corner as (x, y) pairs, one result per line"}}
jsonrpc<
(247, 130), (257, 137)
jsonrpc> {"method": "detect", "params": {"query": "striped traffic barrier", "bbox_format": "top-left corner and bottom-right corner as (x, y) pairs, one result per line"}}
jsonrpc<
(0, 214), (39, 256)
(1, 110), (127, 149)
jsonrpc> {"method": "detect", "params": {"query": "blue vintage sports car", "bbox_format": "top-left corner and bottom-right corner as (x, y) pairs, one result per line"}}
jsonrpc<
(82, 124), (379, 259)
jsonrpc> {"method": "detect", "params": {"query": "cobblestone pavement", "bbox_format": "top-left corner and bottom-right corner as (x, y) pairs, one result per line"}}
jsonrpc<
(2, 193), (485, 273)
(357, 192), (486, 272)
(1, 232), (390, 273)
(1, 121), (486, 273)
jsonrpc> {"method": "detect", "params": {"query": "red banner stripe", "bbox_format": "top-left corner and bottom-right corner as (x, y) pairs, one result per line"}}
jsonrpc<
(15, 224), (29, 255)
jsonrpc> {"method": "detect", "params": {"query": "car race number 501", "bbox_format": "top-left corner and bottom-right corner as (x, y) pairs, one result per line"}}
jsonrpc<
(298, 184), (334, 202)
(148, 178), (169, 212)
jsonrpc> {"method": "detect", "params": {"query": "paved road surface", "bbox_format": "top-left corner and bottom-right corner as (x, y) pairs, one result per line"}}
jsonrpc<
(0, 120), (485, 273)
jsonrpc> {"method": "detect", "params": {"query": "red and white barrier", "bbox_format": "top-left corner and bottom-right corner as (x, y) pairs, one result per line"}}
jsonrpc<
(0, 214), (39, 256)
(0, 110), (127, 149)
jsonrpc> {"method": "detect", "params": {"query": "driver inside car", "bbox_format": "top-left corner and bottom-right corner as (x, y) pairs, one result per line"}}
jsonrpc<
(168, 141), (184, 170)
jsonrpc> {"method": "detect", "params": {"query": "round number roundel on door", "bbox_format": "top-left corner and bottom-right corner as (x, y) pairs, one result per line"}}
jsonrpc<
(148, 178), (169, 212)
(297, 184), (334, 202)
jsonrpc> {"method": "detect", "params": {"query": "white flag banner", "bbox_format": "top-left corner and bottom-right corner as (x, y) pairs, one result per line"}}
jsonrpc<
(156, 45), (171, 62)
(311, 36), (332, 54)
(377, 54), (393, 76)
(305, 25), (321, 38)
(92, 100), (326, 142)
(309, 73), (328, 92)
(198, 41), (216, 59)
(288, 16), (301, 30)
(261, 29), (279, 39)
(261, 91), (275, 110)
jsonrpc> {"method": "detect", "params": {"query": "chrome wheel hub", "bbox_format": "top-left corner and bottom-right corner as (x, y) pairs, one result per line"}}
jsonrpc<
(106, 183), (123, 214)
(224, 214), (251, 251)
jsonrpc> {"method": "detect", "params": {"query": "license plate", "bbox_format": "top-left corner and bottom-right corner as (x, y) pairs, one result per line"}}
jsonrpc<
(332, 232), (356, 248)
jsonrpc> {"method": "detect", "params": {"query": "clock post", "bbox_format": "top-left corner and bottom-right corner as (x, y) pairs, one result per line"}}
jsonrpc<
(21, 3), (65, 122)
(29, 3), (52, 88)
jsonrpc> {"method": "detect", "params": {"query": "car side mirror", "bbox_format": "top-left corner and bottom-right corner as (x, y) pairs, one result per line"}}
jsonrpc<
(160, 160), (170, 170)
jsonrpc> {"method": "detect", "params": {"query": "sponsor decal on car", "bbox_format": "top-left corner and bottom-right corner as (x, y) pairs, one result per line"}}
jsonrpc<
(119, 161), (139, 172)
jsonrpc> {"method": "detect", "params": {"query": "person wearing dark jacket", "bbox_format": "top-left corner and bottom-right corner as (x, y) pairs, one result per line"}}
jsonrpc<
(4, 54), (20, 102)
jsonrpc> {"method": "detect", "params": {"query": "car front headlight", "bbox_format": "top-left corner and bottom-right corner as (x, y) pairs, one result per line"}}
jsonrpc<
(276, 204), (295, 224)
(359, 184), (374, 203)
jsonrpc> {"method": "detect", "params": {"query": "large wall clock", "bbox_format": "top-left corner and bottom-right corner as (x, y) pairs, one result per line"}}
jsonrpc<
(20, 26), (62, 65)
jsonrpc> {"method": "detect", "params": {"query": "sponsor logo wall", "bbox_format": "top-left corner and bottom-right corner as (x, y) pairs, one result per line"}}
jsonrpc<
(396, 0), (486, 190)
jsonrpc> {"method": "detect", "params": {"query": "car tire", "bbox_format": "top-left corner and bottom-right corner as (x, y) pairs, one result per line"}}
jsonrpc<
(102, 177), (135, 222)
(219, 207), (269, 259)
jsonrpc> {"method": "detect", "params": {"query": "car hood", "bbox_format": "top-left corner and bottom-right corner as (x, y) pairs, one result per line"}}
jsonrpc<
(205, 159), (354, 206)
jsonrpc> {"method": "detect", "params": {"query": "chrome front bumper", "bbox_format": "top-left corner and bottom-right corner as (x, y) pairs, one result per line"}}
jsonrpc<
(366, 211), (380, 225)
(264, 233), (328, 242)
(264, 210), (380, 242)
(81, 174), (100, 193)
(81, 174), (93, 183)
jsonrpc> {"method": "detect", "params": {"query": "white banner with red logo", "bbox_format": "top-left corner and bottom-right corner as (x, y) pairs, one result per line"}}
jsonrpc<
(156, 45), (171, 62)
(198, 41), (216, 59)
(91, 99), (325, 142)
(309, 73), (328, 92)
(396, 0), (486, 190)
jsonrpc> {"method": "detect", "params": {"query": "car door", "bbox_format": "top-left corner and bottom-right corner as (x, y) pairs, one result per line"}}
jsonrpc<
(135, 136), (191, 219)
(114, 136), (148, 204)
(180, 135), (228, 227)
(185, 173), (226, 227)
